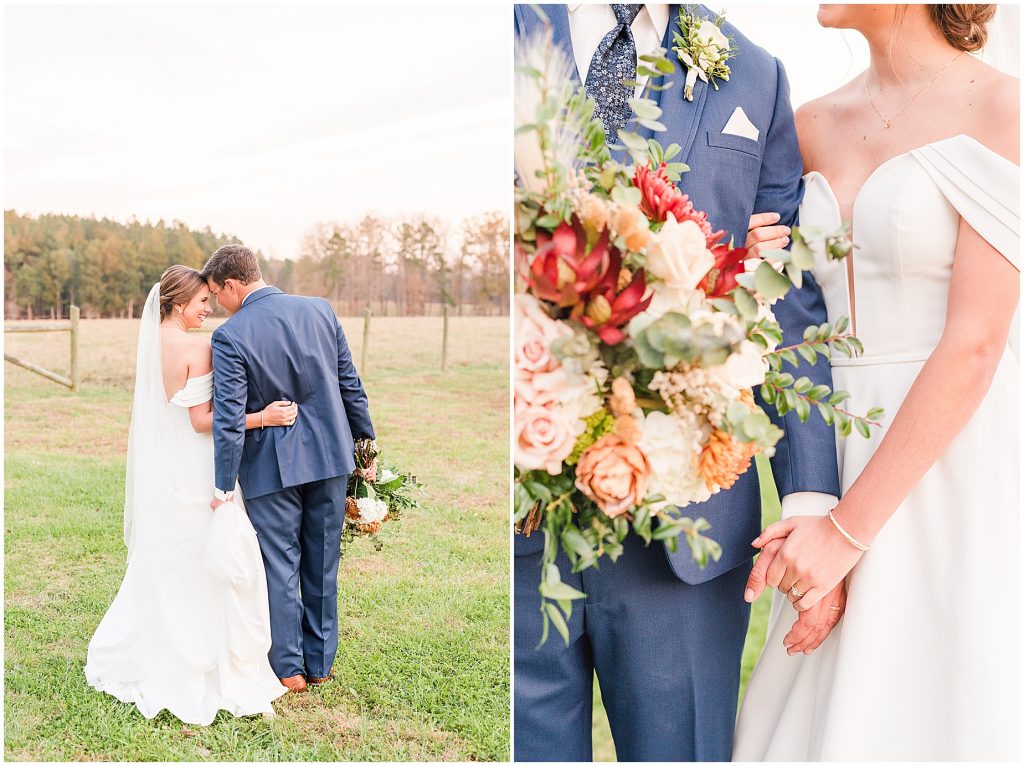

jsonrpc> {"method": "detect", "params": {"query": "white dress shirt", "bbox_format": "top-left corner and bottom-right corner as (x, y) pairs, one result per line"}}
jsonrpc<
(570, 4), (838, 523)
(568, 4), (669, 96)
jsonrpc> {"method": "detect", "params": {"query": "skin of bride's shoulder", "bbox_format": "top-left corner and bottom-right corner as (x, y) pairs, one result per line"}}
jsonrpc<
(183, 334), (213, 376)
(959, 58), (1019, 164)
(794, 78), (862, 174)
(160, 326), (212, 394)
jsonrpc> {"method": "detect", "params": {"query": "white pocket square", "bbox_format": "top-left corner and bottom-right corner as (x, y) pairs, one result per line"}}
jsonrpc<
(722, 106), (759, 141)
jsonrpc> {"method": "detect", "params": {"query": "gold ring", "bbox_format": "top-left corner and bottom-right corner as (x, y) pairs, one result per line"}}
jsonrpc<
(790, 585), (804, 599)
(829, 606), (842, 611)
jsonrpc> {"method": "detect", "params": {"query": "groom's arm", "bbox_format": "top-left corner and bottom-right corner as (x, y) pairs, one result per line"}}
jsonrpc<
(330, 307), (375, 442)
(753, 58), (841, 502)
(210, 328), (248, 496)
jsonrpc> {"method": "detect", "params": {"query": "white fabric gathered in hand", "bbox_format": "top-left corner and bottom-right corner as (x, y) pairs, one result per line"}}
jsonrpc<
(722, 106), (759, 141)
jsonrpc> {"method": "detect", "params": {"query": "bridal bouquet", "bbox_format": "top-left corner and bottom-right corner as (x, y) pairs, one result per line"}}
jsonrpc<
(343, 439), (421, 555)
(514, 27), (883, 643)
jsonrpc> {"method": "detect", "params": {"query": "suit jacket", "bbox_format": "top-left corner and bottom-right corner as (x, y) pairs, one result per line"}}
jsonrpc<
(513, 4), (841, 582)
(211, 286), (375, 499)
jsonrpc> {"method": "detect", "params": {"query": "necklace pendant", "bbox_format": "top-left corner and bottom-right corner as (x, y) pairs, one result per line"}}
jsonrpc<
(882, 119), (891, 129)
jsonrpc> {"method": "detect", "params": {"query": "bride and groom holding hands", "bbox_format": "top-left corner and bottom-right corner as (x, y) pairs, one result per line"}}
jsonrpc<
(513, 3), (1018, 761)
(85, 244), (376, 723)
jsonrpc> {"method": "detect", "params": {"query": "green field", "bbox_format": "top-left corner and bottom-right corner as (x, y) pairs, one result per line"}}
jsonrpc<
(4, 315), (510, 762)
(589, 454), (781, 762)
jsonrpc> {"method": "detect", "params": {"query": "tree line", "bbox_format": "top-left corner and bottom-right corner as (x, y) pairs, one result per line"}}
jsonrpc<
(4, 210), (509, 319)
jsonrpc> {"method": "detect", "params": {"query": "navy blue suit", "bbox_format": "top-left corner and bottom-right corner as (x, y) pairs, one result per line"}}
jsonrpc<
(513, 5), (841, 761)
(211, 286), (374, 678)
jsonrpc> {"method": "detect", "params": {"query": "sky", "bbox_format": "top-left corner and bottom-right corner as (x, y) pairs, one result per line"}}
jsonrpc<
(4, 3), (510, 260)
(713, 3), (1019, 109)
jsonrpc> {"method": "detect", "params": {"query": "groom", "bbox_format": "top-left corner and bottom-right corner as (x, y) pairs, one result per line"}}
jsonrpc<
(202, 244), (375, 693)
(514, 5), (841, 761)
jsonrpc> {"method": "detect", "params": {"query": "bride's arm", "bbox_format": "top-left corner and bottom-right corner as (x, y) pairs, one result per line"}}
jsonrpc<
(183, 339), (297, 433)
(753, 216), (1018, 609)
(821, 218), (1017, 543)
(188, 400), (298, 434)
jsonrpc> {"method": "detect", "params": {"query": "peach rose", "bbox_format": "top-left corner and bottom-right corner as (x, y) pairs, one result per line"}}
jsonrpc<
(515, 294), (576, 403)
(575, 433), (651, 517)
(515, 396), (577, 475)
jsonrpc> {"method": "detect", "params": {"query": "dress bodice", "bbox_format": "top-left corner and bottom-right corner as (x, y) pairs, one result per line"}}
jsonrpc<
(169, 372), (214, 408)
(802, 134), (1020, 365)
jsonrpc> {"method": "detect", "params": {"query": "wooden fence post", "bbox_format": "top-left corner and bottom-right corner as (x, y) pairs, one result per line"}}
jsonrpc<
(361, 306), (372, 374)
(70, 305), (80, 392)
(441, 304), (450, 372)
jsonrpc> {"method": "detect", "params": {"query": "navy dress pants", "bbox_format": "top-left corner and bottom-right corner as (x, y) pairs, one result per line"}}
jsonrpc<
(244, 474), (348, 679)
(514, 532), (752, 762)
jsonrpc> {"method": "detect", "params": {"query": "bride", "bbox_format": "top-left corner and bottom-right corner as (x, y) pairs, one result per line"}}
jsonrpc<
(85, 265), (300, 725)
(734, 4), (1018, 760)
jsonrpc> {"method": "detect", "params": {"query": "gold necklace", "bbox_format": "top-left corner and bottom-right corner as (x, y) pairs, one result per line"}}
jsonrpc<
(863, 52), (964, 129)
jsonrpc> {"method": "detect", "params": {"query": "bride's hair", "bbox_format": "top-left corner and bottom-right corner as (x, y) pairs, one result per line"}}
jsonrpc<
(929, 4), (996, 52)
(159, 265), (206, 319)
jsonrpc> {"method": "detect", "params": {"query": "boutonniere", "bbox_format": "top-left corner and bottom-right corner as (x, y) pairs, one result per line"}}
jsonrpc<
(673, 6), (737, 101)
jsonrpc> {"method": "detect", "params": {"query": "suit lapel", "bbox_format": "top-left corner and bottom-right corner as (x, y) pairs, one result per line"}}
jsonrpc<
(639, 4), (708, 165)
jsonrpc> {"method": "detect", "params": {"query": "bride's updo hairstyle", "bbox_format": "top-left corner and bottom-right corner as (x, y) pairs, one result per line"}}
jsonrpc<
(929, 4), (996, 52)
(159, 265), (206, 319)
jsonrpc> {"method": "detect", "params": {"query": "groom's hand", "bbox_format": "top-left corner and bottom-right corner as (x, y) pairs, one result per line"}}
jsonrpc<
(210, 497), (225, 511)
(746, 212), (791, 260)
(783, 581), (847, 655)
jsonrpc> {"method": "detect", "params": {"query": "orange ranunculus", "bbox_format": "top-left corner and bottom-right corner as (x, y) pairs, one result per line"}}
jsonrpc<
(575, 432), (651, 517)
(698, 429), (757, 491)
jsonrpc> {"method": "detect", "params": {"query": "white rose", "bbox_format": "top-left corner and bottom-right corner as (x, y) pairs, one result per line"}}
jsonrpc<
(644, 214), (714, 293)
(379, 468), (397, 484)
(696, 20), (730, 53)
(711, 340), (767, 395)
(638, 410), (713, 508)
(355, 497), (388, 524)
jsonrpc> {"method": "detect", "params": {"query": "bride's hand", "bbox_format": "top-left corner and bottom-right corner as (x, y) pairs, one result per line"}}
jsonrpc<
(262, 400), (298, 427)
(753, 515), (864, 611)
(746, 211), (791, 259)
(782, 580), (847, 655)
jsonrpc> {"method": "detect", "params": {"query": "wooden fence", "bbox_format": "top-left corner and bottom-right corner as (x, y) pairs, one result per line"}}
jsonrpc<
(4, 306), (80, 392)
(358, 305), (452, 374)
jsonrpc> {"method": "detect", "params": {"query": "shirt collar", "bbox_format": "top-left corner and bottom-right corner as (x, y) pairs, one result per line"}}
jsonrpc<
(567, 4), (671, 39)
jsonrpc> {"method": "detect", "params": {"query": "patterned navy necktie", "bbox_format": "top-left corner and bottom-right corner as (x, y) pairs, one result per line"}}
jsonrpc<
(585, 4), (645, 143)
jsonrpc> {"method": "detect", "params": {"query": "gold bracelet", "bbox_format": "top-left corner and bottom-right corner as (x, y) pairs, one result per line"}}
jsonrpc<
(827, 509), (871, 552)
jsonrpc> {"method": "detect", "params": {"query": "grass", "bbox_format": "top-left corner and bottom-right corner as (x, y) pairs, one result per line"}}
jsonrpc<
(4, 315), (510, 762)
(589, 453), (782, 762)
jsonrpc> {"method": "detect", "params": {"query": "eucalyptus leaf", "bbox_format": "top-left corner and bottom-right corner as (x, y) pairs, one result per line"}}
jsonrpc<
(754, 261), (791, 300)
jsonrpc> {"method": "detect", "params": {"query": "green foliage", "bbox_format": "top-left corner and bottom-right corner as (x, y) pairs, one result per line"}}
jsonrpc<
(566, 408), (616, 465)
(4, 210), (239, 319)
(633, 310), (745, 369)
(5, 317), (509, 761)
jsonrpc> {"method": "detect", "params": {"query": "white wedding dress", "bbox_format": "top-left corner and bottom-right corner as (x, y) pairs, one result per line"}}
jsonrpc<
(84, 284), (286, 725)
(734, 135), (1020, 761)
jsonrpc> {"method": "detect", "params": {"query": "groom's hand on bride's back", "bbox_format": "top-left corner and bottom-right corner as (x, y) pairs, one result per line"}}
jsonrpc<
(746, 212), (791, 260)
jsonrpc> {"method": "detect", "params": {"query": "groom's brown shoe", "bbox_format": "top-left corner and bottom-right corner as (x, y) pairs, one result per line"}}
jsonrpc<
(279, 674), (307, 693)
(306, 669), (333, 686)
